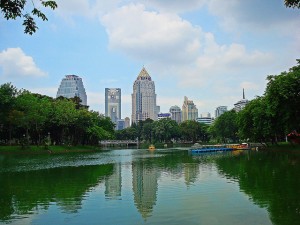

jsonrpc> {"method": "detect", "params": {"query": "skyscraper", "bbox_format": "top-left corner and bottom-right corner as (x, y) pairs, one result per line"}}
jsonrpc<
(105, 88), (121, 124)
(215, 106), (228, 118)
(169, 105), (182, 124)
(56, 75), (87, 105)
(124, 117), (130, 128)
(132, 67), (157, 124)
(182, 96), (198, 121)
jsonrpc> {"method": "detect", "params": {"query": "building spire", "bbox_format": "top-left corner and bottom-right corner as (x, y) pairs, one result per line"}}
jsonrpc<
(137, 67), (151, 81)
(243, 88), (245, 99)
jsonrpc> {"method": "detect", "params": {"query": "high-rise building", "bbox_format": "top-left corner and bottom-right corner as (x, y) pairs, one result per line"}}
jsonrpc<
(124, 117), (130, 128)
(105, 88), (121, 124)
(116, 119), (125, 130)
(234, 88), (249, 112)
(215, 106), (228, 118)
(157, 113), (171, 120)
(56, 75), (87, 105)
(196, 112), (214, 125)
(182, 96), (198, 121)
(131, 67), (157, 124)
(169, 105), (182, 124)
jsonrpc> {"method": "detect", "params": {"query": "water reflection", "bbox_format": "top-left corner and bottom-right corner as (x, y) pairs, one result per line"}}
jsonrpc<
(0, 149), (299, 224)
(215, 150), (300, 225)
(105, 163), (122, 200)
(0, 163), (114, 222)
(132, 160), (159, 219)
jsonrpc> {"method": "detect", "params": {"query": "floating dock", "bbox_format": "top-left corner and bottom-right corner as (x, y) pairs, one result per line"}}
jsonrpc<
(191, 147), (233, 153)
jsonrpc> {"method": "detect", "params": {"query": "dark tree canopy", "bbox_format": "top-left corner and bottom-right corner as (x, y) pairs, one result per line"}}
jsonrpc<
(0, 0), (57, 35)
(285, 0), (300, 8)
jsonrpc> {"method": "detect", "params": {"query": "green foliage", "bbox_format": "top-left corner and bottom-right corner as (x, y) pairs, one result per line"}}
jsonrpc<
(180, 120), (205, 143)
(211, 60), (300, 144)
(237, 97), (272, 142)
(265, 62), (300, 135)
(153, 118), (180, 143)
(0, 83), (18, 123)
(285, 0), (300, 8)
(115, 127), (137, 140)
(0, 86), (114, 146)
(210, 110), (238, 143)
(0, 0), (57, 35)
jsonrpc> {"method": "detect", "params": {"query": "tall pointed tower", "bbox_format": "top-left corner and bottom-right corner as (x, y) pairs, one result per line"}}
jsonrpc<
(131, 67), (157, 124)
(234, 88), (249, 112)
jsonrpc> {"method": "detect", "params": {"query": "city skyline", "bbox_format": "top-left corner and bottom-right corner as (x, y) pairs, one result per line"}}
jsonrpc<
(1, 1), (299, 119)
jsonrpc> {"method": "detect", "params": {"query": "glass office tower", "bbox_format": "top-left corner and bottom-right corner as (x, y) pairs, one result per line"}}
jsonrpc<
(56, 75), (87, 105)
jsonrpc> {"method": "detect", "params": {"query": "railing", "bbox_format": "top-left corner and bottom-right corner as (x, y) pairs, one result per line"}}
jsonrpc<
(100, 140), (138, 146)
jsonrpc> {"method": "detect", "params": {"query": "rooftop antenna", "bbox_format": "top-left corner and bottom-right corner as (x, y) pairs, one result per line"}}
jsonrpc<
(243, 88), (245, 99)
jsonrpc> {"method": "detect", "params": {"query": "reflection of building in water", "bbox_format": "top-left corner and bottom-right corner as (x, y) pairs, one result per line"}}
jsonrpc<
(57, 199), (82, 213)
(184, 163), (199, 186)
(132, 161), (159, 219)
(105, 163), (122, 199)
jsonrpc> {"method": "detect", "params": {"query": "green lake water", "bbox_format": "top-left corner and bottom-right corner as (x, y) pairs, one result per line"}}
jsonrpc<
(0, 148), (299, 225)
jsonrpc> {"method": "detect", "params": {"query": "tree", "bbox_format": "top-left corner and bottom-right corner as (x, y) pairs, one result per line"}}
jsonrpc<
(264, 60), (300, 140)
(142, 121), (154, 142)
(0, 0), (57, 35)
(15, 91), (52, 145)
(179, 120), (203, 143)
(237, 97), (272, 143)
(153, 118), (179, 143)
(48, 98), (77, 145)
(0, 83), (19, 144)
(210, 110), (238, 143)
(285, 0), (300, 8)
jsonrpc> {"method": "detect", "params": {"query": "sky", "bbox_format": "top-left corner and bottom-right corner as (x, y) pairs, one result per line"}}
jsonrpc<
(0, 0), (299, 119)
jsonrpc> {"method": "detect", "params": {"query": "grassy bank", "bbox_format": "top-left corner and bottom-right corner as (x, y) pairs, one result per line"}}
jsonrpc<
(265, 142), (300, 151)
(0, 145), (101, 154)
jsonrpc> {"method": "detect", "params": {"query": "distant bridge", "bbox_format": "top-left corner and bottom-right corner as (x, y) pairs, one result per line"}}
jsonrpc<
(100, 140), (138, 147)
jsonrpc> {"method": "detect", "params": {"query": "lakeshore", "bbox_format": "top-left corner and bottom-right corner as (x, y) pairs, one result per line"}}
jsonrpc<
(0, 142), (299, 155)
(0, 145), (101, 154)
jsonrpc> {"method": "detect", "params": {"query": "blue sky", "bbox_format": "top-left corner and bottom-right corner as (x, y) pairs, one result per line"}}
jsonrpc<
(0, 0), (299, 119)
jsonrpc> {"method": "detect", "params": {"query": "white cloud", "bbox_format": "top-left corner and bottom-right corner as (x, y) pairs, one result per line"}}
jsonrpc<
(51, 0), (298, 115)
(100, 2), (275, 101)
(0, 48), (47, 78)
(101, 3), (202, 64)
(56, 0), (206, 18)
(179, 40), (274, 88)
(139, 0), (206, 13)
(56, 0), (122, 19)
(207, 0), (300, 34)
